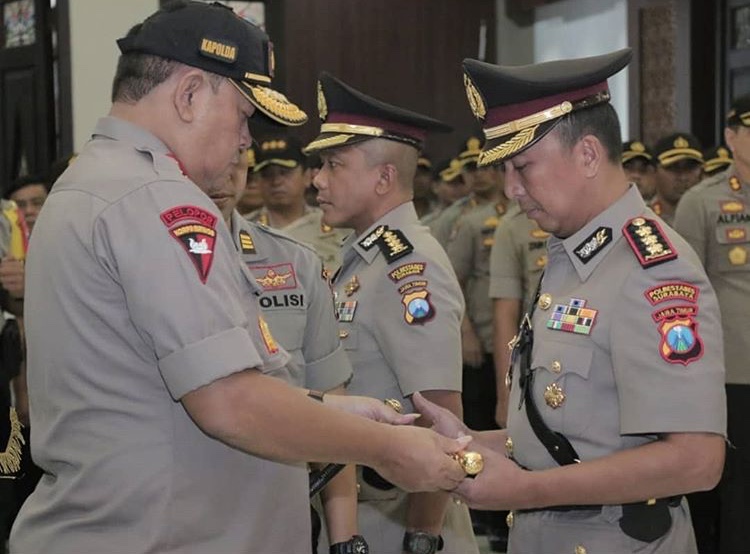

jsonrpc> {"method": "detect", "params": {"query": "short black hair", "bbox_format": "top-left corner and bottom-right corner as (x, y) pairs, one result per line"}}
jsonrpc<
(4, 174), (48, 199)
(554, 103), (622, 165)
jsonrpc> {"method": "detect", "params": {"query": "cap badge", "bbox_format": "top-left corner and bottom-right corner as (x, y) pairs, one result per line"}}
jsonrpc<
(464, 74), (486, 120)
(199, 38), (237, 63)
(317, 81), (328, 121)
(467, 137), (482, 153)
(718, 147), (730, 159)
(631, 141), (645, 152)
(674, 136), (689, 148)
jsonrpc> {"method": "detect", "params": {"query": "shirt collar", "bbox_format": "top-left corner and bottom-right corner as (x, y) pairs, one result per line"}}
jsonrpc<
(342, 202), (418, 265)
(551, 185), (646, 281)
(92, 116), (169, 154)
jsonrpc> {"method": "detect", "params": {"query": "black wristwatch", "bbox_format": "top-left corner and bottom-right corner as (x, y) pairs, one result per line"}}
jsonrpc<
(403, 531), (443, 554)
(329, 534), (369, 554)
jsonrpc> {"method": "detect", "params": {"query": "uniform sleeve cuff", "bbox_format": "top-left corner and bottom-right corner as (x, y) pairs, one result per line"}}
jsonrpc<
(159, 327), (264, 400)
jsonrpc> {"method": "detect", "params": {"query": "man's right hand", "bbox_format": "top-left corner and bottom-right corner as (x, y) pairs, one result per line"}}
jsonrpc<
(375, 425), (472, 492)
(324, 393), (419, 425)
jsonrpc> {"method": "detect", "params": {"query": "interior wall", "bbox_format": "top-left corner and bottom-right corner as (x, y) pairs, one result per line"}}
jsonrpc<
(69, 0), (158, 152)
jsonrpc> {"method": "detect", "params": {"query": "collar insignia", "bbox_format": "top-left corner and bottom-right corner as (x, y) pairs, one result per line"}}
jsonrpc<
(573, 226), (612, 264)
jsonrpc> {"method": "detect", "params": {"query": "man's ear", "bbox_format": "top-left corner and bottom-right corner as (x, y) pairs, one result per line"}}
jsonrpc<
(577, 135), (603, 178)
(374, 164), (397, 195)
(174, 71), (205, 123)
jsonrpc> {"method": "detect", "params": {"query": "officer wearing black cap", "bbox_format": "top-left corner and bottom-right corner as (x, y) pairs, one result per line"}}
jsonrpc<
(703, 145), (733, 177)
(651, 132), (704, 226)
(247, 135), (348, 271)
(9, 3), (472, 553)
(306, 73), (478, 554)
(622, 140), (656, 201)
(675, 92), (750, 554)
(415, 48), (727, 554)
(421, 158), (469, 230)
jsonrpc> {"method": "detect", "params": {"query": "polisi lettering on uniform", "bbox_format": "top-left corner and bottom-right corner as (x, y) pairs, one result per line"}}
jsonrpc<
(160, 205), (217, 228)
(717, 212), (750, 224)
(199, 38), (238, 63)
(259, 294), (304, 309)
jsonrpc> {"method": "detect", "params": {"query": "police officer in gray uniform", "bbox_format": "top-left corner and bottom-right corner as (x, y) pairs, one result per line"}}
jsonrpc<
(415, 48), (727, 554)
(306, 73), (478, 554)
(206, 150), (364, 553)
(9, 4), (471, 553)
(674, 93), (750, 554)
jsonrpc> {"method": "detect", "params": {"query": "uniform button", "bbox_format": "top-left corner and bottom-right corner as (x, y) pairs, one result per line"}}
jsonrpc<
(339, 330), (349, 339)
(574, 545), (587, 554)
(551, 360), (562, 373)
(505, 437), (514, 456)
(544, 383), (566, 409)
(538, 293), (552, 310)
(506, 511), (514, 529)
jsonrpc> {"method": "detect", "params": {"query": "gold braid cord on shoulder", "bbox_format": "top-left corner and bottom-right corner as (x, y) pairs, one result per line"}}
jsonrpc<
(1, 407), (25, 475)
(479, 125), (539, 166)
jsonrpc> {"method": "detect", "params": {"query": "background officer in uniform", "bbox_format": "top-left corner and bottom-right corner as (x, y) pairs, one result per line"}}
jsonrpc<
(421, 158), (469, 230)
(417, 48), (727, 554)
(8, 4), (471, 553)
(489, 201), (548, 429)
(703, 145), (733, 178)
(650, 132), (704, 226)
(247, 135), (348, 271)
(206, 149), (364, 553)
(674, 92), (750, 554)
(621, 140), (656, 201)
(306, 72), (478, 554)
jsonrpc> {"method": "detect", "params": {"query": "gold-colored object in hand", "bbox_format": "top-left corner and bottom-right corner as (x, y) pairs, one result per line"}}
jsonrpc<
(453, 451), (484, 476)
(384, 398), (403, 413)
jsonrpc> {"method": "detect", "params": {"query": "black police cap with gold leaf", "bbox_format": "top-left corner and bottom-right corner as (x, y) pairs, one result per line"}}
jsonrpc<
(253, 135), (306, 172)
(304, 72), (452, 153)
(462, 48), (632, 166)
(727, 93), (750, 127)
(117, 1), (306, 127)
(653, 132), (703, 167)
(458, 136), (483, 168)
(622, 140), (653, 164)
(703, 145), (732, 176)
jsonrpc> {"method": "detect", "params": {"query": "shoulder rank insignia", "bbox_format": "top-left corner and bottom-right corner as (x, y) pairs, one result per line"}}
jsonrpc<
(623, 217), (678, 268)
(238, 230), (256, 254)
(378, 228), (413, 263)
(573, 226), (612, 264)
(160, 205), (217, 284)
(402, 289), (435, 325)
(730, 176), (742, 192)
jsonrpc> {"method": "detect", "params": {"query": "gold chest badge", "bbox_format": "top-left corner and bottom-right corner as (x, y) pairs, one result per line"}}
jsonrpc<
(729, 246), (748, 266)
(544, 383), (566, 408)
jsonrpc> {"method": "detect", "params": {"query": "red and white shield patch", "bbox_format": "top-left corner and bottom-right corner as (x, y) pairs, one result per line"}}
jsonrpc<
(160, 205), (218, 283)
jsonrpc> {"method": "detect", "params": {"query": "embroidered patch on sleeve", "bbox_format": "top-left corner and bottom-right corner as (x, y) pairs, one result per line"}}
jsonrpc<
(644, 282), (699, 305)
(651, 304), (698, 323)
(657, 316), (704, 365)
(402, 289), (435, 325)
(622, 217), (678, 268)
(388, 262), (426, 282)
(160, 205), (217, 283)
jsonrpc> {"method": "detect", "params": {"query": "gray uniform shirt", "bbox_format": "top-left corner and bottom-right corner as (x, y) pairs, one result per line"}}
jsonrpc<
(674, 165), (750, 384)
(506, 185), (726, 554)
(332, 202), (476, 554)
(10, 117), (310, 554)
(429, 195), (478, 245)
(489, 202), (549, 314)
(247, 205), (348, 272)
(446, 201), (507, 352)
(231, 211), (352, 390)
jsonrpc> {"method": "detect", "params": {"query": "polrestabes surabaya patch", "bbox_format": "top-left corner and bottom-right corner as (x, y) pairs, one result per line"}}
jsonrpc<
(161, 205), (218, 283)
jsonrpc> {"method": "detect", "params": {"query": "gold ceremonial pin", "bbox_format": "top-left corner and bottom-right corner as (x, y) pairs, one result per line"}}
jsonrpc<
(345, 275), (360, 296)
(453, 451), (484, 476)
(384, 398), (403, 413)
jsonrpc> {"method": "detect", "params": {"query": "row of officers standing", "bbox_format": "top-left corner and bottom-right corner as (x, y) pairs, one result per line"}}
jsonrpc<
(0, 2), (742, 554)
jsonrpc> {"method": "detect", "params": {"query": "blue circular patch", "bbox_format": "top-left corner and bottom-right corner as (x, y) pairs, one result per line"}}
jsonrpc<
(408, 298), (431, 319)
(666, 324), (695, 353)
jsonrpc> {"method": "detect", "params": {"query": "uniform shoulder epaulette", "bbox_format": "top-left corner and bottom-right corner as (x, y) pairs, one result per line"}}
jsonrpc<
(358, 224), (413, 264)
(622, 216), (678, 268)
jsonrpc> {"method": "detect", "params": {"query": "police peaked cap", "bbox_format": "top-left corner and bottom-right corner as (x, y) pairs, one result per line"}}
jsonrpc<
(117, 1), (306, 127)
(304, 72), (452, 154)
(622, 140), (653, 165)
(727, 93), (750, 127)
(253, 136), (307, 172)
(462, 48), (632, 166)
(703, 145), (732, 175)
(653, 132), (703, 167)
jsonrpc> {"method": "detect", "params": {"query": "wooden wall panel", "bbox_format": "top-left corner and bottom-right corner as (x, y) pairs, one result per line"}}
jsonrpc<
(262, 0), (496, 164)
